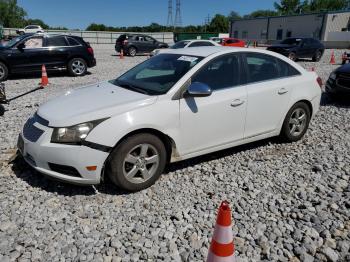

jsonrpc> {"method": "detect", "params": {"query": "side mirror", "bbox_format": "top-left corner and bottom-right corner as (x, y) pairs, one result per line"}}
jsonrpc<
(185, 82), (212, 98)
(17, 43), (25, 50)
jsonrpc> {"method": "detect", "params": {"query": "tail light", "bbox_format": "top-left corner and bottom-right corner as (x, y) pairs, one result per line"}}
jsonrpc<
(316, 76), (323, 88)
(87, 47), (94, 55)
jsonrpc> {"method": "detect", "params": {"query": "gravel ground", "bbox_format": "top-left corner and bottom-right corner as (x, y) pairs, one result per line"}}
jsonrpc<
(0, 46), (349, 262)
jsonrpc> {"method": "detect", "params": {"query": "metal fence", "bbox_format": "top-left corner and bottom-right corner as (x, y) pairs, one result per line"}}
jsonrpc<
(3, 28), (175, 44)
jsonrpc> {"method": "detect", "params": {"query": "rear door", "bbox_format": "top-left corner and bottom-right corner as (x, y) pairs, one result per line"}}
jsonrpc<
(299, 39), (314, 58)
(43, 35), (70, 69)
(143, 36), (157, 52)
(242, 52), (300, 138)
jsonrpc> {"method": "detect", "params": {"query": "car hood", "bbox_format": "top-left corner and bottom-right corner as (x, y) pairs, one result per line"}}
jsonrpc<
(336, 63), (350, 74)
(37, 81), (158, 127)
(269, 44), (297, 49)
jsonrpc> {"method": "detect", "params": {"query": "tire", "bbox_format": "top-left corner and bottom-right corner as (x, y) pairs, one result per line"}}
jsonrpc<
(128, 46), (137, 57)
(68, 58), (87, 76)
(107, 133), (167, 191)
(312, 50), (322, 62)
(0, 62), (9, 82)
(288, 52), (297, 61)
(280, 102), (311, 142)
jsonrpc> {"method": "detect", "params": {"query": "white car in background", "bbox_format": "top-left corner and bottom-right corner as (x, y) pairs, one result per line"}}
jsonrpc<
(151, 39), (220, 56)
(16, 25), (44, 35)
(18, 47), (322, 191)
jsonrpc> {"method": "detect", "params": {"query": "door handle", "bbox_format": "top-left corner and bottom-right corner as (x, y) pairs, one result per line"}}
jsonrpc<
(278, 88), (288, 95)
(231, 99), (245, 107)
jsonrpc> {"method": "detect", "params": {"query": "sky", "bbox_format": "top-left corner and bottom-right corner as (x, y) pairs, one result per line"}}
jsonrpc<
(18, 0), (276, 29)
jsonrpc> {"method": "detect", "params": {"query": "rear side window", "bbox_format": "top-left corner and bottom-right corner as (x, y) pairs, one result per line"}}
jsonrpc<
(46, 36), (68, 47)
(189, 41), (215, 47)
(192, 54), (241, 90)
(67, 37), (80, 46)
(226, 39), (239, 44)
(244, 53), (300, 83)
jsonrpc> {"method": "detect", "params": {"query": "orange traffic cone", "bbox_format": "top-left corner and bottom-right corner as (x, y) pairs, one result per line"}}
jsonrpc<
(40, 65), (49, 87)
(330, 50), (336, 65)
(207, 201), (235, 262)
(120, 49), (124, 59)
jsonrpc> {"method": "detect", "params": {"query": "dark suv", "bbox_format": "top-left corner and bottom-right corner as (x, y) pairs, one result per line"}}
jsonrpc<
(267, 38), (325, 62)
(115, 34), (168, 57)
(0, 33), (96, 81)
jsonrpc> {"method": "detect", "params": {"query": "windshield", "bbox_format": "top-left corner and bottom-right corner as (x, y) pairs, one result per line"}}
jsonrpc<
(2, 35), (28, 47)
(280, 38), (302, 45)
(111, 53), (203, 95)
(171, 41), (190, 49)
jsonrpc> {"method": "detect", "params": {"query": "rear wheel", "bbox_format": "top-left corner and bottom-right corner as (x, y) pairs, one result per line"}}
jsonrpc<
(108, 133), (167, 191)
(280, 102), (311, 142)
(312, 50), (322, 62)
(0, 62), (9, 82)
(68, 58), (87, 76)
(128, 46), (137, 57)
(288, 52), (297, 61)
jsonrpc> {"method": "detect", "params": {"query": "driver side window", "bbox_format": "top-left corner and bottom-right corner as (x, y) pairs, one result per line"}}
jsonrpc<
(23, 37), (43, 49)
(192, 54), (241, 91)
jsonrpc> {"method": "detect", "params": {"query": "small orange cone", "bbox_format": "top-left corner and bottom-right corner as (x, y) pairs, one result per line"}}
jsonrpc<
(120, 49), (124, 59)
(330, 50), (336, 65)
(207, 201), (235, 262)
(40, 65), (49, 87)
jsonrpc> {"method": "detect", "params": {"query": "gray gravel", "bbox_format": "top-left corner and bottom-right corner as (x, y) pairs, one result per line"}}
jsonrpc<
(0, 46), (349, 261)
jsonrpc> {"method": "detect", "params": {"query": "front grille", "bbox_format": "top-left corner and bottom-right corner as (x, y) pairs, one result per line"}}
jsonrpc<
(48, 163), (82, 178)
(23, 117), (45, 142)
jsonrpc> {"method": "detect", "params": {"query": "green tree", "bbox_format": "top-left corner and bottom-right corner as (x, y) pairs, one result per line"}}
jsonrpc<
(25, 18), (49, 29)
(274, 0), (305, 14)
(308, 0), (348, 12)
(208, 14), (229, 32)
(227, 11), (241, 21)
(244, 10), (279, 18)
(0, 0), (27, 27)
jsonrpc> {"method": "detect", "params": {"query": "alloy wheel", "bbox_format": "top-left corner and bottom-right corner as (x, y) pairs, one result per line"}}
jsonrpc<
(122, 143), (160, 184)
(0, 66), (4, 79)
(289, 108), (307, 137)
(71, 60), (86, 75)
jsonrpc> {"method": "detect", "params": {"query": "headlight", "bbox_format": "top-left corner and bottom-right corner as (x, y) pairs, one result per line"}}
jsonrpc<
(51, 119), (107, 144)
(329, 72), (336, 80)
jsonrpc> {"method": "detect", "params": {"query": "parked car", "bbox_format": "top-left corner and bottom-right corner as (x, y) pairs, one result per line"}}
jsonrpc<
(115, 34), (168, 57)
(151, 39), (220, 56)
(220, 38), (246, 47)
(326, 64), (350, 96)
(0, 33), (96, 81)
(16, 25), (44, 35)
(18, 47), (321, 191)
(267, 38), (325, 62)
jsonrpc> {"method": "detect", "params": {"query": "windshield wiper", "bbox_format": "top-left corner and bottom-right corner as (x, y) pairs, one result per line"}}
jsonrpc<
(115, 81), (150, 95)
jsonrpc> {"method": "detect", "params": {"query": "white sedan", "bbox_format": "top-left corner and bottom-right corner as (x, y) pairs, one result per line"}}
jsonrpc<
(151, 39), (220, 56)
(18, 47), (322, 191)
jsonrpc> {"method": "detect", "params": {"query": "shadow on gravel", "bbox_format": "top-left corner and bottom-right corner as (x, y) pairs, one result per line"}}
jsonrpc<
(11, 154), (130, 196)
(321, 92), (350, 108)
(8, 71), (92, 80)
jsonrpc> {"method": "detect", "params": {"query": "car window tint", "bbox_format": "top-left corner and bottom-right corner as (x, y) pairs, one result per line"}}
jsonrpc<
(277, 59), (301, 77)
(145, 36), (154, 42)
(67, 37), (80, 46)
(26, 26), (37, 29)
(245, 53), (280, 83)
(226, 39), (238, 44)
(189, 41), (213, 47)
(46, 36), (68, 47)
(24, 37), (43, 48)
(192, 54), (240, 90)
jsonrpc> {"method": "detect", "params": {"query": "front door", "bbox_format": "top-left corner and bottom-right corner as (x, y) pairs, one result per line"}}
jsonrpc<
(21, 36), (47, 72)
(179, 54), (247, 155)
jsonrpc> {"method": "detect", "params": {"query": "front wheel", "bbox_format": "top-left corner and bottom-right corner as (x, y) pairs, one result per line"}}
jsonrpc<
(107, 133), (167, 191)
(288, 52), (297, 61)
(280, 102), (311, 142)
(68, 58), (87, 76)
(0, 62), (9, 82)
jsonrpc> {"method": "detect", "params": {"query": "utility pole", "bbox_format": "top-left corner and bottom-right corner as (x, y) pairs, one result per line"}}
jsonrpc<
(174, 0), (182, 27)
(167, 0), (173, 27)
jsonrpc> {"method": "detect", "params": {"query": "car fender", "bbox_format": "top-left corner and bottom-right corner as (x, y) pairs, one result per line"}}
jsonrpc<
(86, 98), (181, 154)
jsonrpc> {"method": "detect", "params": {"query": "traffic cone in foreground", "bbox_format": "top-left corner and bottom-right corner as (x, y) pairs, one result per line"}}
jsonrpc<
(207, 201), (235, 262)
(40, 65), (49, 87)
(120, 49), (124, 59)
(330, 50), (336, 65)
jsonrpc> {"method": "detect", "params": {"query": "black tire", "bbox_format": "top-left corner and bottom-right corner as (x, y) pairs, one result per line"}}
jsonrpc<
(107, 133), (167, 192)
(0, 62), (9, 82)
(128, 46), (137, 57)
(288, 52), (297, 61)
(280, 102), (311, 142)
(312, 50), (322, 62)
(67, 58), (87, 77)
